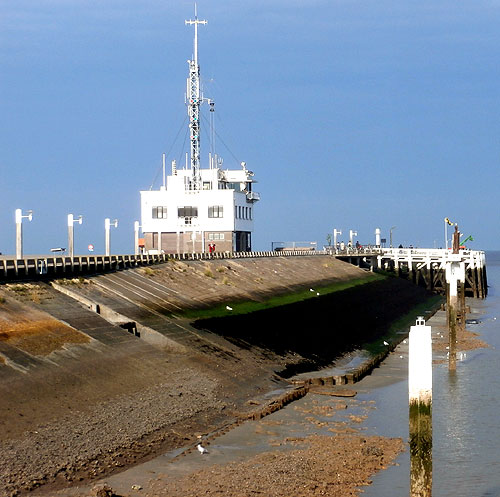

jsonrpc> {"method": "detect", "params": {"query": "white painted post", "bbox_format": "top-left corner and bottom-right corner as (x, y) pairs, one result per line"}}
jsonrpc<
(409, 316), (432, 497)
(333, 229), (342, 249)
(105, 218), (118, 256)
(68, 214), (83, 259)
(375, 228), (381, 247)
(134, 221), (140, 255)
(349, 229), (357, 247)
(15, 208), (33, 259)
(68, 214), (74, 258)
(15, 209), (22, 260)
(105, 218), (110, 256)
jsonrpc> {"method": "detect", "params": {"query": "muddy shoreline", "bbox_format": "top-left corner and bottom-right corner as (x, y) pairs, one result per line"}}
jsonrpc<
(0, 258), (439, 497)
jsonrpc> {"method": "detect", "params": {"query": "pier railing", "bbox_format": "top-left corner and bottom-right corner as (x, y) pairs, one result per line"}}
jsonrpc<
(0, 248), (487, 298)
(0, 250), (332, 280)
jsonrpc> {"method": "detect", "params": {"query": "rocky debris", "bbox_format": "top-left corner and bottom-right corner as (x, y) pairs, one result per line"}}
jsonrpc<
(90, 483), (117, 497)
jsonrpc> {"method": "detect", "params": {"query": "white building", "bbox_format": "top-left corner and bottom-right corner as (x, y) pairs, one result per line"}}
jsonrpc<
(140, 10), (259, 254)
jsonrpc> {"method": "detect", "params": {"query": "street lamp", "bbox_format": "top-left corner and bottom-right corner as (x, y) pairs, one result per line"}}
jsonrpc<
(333, 229), (342, 249)
(134, 221), (142, 255)
(68, 214), (83, 258)
(444, 217), (453, 250)
(105, 218), (118, 256)
(15, 208), (33, 259)
(349, 229), (358, 246)
(390, 226), (396, 248)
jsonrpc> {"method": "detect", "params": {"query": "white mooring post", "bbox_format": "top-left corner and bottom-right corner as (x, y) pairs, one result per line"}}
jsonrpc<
(409, 316), (433, 497)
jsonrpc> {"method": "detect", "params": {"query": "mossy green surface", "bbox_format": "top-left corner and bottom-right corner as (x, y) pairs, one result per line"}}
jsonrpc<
(178, 273), (384, 319)
(363, 293), (443, 356)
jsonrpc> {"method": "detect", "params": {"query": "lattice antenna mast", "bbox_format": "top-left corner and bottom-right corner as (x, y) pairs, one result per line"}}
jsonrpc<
(185, 6), (207, 190)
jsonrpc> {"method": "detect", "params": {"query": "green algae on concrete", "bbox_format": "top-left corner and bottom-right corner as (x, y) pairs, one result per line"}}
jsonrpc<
(363, 294), (444, 356)
(178, 273), (384, 320)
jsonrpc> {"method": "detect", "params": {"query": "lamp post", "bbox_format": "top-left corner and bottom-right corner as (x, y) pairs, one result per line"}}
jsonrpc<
(444, 217), (453, 250)
(134, 221), (142, 255)
(105, 218), (118, 256)
(68, 214), (83, 258)
(349, 229), (357, 246)
(15, 208), (33, 259)
(390, 226), (396, 248)
(333, 229), (342, 249)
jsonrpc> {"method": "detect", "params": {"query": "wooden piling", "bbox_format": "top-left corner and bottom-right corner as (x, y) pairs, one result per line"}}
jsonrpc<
(446, 260), (463, 372)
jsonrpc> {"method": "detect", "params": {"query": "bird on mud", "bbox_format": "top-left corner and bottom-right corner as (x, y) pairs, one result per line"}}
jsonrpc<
(196, 436), (209, 455)
(197, 443), (208, 455)
(226, 305), (233, 311)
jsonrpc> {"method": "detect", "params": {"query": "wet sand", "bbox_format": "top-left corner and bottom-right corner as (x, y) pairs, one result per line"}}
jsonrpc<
(0, 264), (433, 497)
(56, 306), (488, 497)
(51, 391), (405, 497)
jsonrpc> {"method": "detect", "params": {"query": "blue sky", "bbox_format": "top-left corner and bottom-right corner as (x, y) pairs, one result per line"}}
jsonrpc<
(1, 0), (500, 254)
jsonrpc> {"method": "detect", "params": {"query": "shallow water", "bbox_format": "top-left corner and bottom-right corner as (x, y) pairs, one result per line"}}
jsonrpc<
(365, 251), (500, 497)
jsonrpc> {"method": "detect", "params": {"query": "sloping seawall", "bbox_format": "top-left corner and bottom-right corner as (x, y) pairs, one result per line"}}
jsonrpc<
(0, 255), (436, 496)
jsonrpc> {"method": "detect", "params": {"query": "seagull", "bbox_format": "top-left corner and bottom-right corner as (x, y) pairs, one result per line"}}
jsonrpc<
(197, 443), (208, 455)
(226, 305), (233, 311)
(309, 288), (315, 292)
(316, 292), (320, 296)
(383, 341), (389, 346)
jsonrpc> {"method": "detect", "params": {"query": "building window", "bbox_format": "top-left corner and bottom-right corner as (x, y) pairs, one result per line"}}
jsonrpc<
(178, 206), (198, 218)
(208, 205), (224, 218)
(208, 233), (225, 241)
(152, 206), (167, 219)
(226, 182), (242, 192)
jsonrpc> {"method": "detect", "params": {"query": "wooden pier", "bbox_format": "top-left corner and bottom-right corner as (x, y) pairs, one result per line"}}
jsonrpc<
(336, 248), (487, 299)
(0, 248), (488, 299)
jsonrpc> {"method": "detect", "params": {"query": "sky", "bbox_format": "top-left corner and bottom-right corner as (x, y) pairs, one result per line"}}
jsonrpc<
(1, 0), (500, 255)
